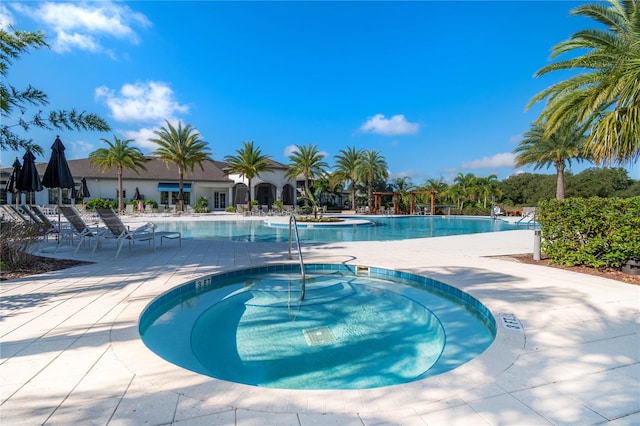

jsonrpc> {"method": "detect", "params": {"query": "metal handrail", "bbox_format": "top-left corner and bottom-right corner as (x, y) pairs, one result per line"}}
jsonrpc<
(288, 215), (306, 301)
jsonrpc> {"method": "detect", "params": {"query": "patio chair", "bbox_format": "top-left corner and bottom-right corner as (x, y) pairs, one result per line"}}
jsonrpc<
(58, 206), (108, 254)
(1, 205), (30, 223)
(95, 208), (181, 259)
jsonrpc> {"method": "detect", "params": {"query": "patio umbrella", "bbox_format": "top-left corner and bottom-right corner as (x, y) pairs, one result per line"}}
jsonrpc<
(133, 187), (143, 212)
(16, 150), (43, 205)
(76, 177), (90, 205)
(4, 157), (21, 207)
(41, 136), (75, 232)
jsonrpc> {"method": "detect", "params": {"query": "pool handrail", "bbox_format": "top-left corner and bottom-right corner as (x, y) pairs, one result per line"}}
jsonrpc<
(288, 215), (306, 301)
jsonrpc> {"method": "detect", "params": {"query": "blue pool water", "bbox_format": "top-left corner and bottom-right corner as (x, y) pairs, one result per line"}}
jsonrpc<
(139, 264), (496, 390)
(154, 215), (519, 242)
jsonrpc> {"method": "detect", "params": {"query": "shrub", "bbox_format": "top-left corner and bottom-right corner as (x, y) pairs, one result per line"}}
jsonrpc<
(194, 197), (210, 213)
(538, 197), (640, 269)
(85, 198), (117, 210)
(0, 221), (44, 271)
(144, 199), (158, 209)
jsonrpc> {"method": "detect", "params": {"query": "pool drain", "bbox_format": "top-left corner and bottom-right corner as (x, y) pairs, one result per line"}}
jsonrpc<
(303, 327), (336, 346)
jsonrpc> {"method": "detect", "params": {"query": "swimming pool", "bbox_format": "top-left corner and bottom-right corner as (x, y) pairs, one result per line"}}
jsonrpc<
(153, 215), (519, 242)
(139, 264), (496, 390)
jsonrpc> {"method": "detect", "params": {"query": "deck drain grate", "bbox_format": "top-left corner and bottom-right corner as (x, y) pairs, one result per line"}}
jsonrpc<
(303, 327), (336, 346)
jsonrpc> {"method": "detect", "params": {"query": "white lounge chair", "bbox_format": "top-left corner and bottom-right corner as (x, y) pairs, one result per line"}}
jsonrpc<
(95, 208), (181, 259)
(58, 206), (107, 254)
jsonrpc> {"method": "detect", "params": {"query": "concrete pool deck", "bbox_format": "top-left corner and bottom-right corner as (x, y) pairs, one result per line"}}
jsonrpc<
(1, 213), (638, 425)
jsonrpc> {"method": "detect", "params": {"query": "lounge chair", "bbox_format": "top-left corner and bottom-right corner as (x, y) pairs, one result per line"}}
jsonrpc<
(1, 205), (30, 224)
(58, 206), (108, 254)
(95, 208), (181, 259)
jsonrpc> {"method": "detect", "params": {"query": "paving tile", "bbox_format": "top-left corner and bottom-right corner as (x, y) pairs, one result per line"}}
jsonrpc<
(468, 393), (553, 425)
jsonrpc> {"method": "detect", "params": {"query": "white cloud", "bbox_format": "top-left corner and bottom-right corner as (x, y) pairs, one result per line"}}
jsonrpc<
(461, 152), (515, 170)
(124, 127), (158, 152)
(0, 5), (15, 29)
(95, 81), (189, 123)
(508, 133), (523, 145)
(11, 1), (150, 55)
(359, 114), (419, 136)
(283, 144), (329, 159)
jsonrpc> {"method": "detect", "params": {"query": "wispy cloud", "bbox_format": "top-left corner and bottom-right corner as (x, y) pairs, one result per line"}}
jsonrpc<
(123, 127), (159, 152)
(283, 144), (329, 159)
(461, 152), (515, 170)
(0, 4), (15, 29)
(95, 81), (189, 123)
(11, 1), (150, 55)
(359, 114), (419, 136)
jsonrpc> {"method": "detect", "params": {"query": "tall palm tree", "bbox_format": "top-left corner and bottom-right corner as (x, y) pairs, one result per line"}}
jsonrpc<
(527, 0), (640, 165)
(477, 174), (502, 208)
(356, 150), (388, 212)
(514, 121), (590, 200)
(149, 120), (212, 211)
(224, 141), (272, 208)
(89, 135), (147, 214)
(451, 172), (477, 210)
(332, 146), (363, 210)
(285, 144), (329, 205)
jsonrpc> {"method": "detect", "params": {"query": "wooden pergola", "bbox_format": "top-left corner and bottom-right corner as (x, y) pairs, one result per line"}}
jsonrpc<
(409, 190), (437, 215)
(372, 190), (437, 215)
(373, 191), (399, 214)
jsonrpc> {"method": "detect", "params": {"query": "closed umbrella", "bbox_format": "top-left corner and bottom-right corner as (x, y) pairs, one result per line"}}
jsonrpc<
(16, 150), (43, 205)
(41, 136), (75, 233)
(4, 157), (21, 207)
(76, 177), (90, 205)
(133, 187), (143, 212)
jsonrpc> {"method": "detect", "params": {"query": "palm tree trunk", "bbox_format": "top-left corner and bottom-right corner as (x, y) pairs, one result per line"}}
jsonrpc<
(367, 177), (373, 212)
(118, 167), (124, 214)
(351, 182), (356, 211)
(556, 162), (565, 200)
(247, 177), (252, 209)
(178, 167), (184, 211)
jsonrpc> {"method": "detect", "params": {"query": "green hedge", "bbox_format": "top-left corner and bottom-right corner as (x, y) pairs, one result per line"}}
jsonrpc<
(538, 197), (640, 269)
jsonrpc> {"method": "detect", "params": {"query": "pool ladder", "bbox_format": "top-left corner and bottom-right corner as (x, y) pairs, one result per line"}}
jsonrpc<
(288, 215), (306, 301)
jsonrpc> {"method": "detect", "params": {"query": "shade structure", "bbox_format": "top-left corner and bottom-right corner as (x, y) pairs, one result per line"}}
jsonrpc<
(42, 136), (74, 190)
(42, 136), (75, 235)
(4, 157), (21, 206)
(16, 150), (43, 204)
(133, 187), (141, 201)
(77, 177), (91, 199)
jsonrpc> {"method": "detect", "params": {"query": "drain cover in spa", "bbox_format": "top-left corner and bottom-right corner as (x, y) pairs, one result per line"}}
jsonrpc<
(303, 327), (336, 346)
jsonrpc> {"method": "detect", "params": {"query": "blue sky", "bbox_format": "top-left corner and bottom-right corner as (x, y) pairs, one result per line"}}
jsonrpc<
(2, 1), (638, 183)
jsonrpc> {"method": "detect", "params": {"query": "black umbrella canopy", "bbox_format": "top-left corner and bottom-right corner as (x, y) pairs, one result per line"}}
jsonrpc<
(133, 187), (141, 200)
(42, 136), (74, 189)
(77, 177), (91, 199)
(16, 151), (43, 193)
(4, 157), (21, 194)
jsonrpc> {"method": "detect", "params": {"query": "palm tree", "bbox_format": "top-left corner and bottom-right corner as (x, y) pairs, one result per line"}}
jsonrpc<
(356, 150), (388, 212)
(224, 141), (272, 208)
(477, 174), (502, 208)
(451, 172), (478, 210)
(390, 176), (414, 213)
(514, 121), (590, 200)
(332, 147), (363, 210)
(527, 0), (640, 165)
(89, 135), (147, 214)
(149, 120), (212, 211)
(285, 144), (329, 206)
